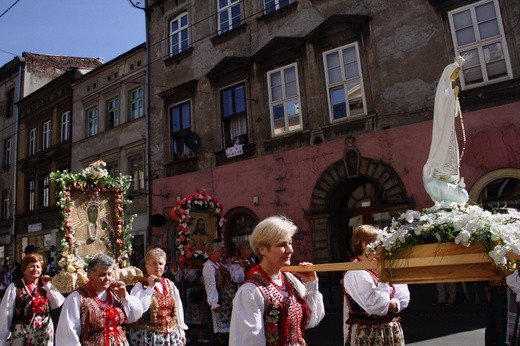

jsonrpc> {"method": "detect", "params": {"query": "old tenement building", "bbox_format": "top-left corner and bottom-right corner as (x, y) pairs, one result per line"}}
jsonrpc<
(144, 0), (520, 268)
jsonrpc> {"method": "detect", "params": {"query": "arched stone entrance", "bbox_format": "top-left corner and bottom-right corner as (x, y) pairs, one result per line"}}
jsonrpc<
(305, 139), (413, 264)
(224, 206), (259, 255)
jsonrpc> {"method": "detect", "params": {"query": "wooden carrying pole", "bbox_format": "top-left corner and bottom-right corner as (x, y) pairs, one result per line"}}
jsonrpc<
(281, 253), (493, 273)
(281, 261), (378, 272)
(281, 245), (517, 284)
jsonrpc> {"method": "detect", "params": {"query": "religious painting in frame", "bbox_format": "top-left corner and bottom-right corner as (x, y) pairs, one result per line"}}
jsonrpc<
(188, 210), (218, 252)
(50, 160), (134, 273)
(171, 190), (225, 261)
(69, 190), (117, 258)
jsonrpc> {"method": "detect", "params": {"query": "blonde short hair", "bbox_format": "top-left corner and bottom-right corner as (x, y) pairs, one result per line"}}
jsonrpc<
(249, 215), (297, 260)
(145, 247), (167, 264)
(351, 224), (379, 256)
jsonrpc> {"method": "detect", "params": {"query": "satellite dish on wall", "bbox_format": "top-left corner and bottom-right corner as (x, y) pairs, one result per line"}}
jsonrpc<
(184, 131), (201, 151)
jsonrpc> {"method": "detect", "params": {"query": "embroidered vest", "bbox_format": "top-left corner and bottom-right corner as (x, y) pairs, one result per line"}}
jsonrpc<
(245, 272), (310, 346)
(343, 270), (400, 326)
(78, 286), (128, 346)
(212, 261), (236, 324)
(131, 279), (178, 333)
(12, 279), (50, 325)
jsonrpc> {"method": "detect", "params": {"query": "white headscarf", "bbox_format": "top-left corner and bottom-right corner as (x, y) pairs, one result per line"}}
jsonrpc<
(424, 56), (465, 182)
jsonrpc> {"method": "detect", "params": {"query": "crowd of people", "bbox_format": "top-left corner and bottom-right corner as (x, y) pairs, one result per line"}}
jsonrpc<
(0, 217), (518, 345)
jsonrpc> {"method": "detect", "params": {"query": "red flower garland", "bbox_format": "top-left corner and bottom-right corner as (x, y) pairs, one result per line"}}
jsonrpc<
(171, 190), (225, 261)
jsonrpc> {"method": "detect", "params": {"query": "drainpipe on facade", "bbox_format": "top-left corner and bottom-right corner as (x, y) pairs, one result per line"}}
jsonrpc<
(144, 4), (152, 246)
(11, 56), (25, 260)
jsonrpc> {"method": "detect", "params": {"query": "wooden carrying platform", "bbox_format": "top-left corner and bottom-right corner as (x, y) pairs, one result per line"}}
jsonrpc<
(282, 243), (514, 284)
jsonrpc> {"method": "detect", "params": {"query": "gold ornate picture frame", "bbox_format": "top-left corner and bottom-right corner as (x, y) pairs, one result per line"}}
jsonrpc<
(50, 161), (134, 274)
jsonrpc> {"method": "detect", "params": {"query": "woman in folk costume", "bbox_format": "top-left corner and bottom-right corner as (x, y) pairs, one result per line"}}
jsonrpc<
(202, 241), (244, 345)
(227, 240), (258, 282)
(229, 215), (325, 346)
(0, 253), (65, 345)
(128, 247), (188, 345)
(55, 254), (144, 346)
(342, 225), (410, 346)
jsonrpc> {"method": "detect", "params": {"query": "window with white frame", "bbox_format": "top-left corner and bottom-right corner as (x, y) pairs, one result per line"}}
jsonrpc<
(218, 0), (241, 34)
(3, 138), (11, 166)
(107, 98), (120, 128)
(42, 120), (51, 149)
(170, 101), (192, 161)
(41, 175), (50, 207)
(170, 12), (189, 56)
(87, 107), (98, 137)
(129, 87), (143, 120)
(267, 63), (302, 136)
(61, 111), (70, 142)
(2, 189), (10, 219)
(28, 128), (37, 155)
(129, 154), (145, 192)
(27, 179), (35, 211)
(264, 0), (291, 15)
(448, 0), (512, 88)
(221, 83), (247, 148)
(323, 42), (366, 121)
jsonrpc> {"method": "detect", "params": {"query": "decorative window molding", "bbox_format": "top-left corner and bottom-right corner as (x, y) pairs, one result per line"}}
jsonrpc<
(129, 154), (145, 193)
(28, 128), (37, 156)
(107, 97), (120, 128)
(27, 178), (35, 211)
(41, 174), (50, 207)
(263, 0), (293, 15)
(170, 100), (193, 161)
(323, 42), (366, 122)
(448, 0), (512, 89)
(220, 82), (247, 149)
(3, 138), (11, 166)
(42, 120), (51, 149)
(2, 189), (10, 219)
(60, 111), (70, 142)
(267, 63), (302, 137)
(129, 87), (144, 120)
(170, 12), (190, 56)
(217, 0), (241, 34)
(86, 107), (98, 137)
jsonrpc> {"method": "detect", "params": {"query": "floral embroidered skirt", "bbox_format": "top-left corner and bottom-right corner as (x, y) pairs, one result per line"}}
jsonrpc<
(127, 327), (184, 346)
(10, 315), (54, 346)
(185, 286), (209, 325)
(346, 321), (405, 346)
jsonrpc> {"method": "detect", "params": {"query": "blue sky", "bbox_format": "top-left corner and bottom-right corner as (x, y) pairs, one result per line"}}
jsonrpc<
(0, 0), (146, 67)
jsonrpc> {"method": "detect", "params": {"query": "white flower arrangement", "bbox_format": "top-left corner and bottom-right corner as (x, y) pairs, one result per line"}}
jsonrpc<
(369, 202), (520, 270)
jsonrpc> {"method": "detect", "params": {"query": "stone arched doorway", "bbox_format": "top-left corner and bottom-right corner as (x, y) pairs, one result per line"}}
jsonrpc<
(305, 140), (413, 265)
(223, 207), (259, 256)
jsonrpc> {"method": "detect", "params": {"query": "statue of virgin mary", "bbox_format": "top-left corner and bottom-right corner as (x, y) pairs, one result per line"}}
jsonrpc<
(423, 56), (469, 205)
